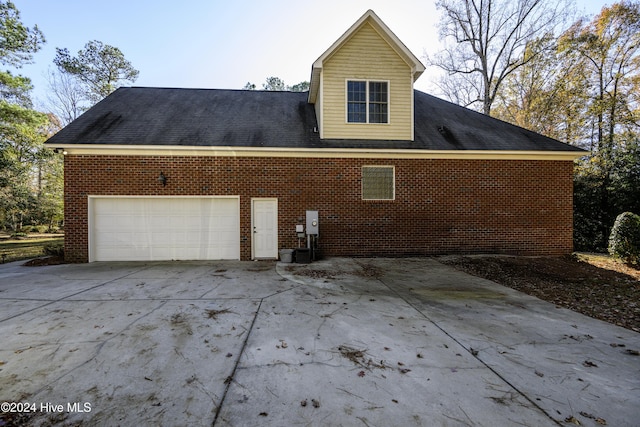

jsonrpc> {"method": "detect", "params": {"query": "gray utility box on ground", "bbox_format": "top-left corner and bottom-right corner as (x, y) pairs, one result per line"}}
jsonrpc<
(306, 211), (319, 235)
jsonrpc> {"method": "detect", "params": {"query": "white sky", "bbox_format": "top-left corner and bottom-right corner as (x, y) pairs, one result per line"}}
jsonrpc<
(12, 0), (611, 108)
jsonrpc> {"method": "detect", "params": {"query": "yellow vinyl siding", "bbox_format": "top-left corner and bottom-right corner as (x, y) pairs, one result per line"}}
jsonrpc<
(322, 23), (413, 140)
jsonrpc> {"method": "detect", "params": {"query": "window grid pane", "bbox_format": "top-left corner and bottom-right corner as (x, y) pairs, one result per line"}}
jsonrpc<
(347, 81), (367, 123)
(369, 82), (388, 124)
(369, 82), (387, 103)
(362, 166), (394, 200)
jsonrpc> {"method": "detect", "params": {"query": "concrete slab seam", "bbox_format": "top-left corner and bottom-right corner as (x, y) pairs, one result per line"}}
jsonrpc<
(0, 300), (58, 323)
(0, 265), (152, 323)
(365, 261), (564, 427)
(29, 300), (170, 399)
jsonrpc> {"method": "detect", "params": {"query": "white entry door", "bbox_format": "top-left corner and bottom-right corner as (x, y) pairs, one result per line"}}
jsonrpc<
(252, 198), (278, 259)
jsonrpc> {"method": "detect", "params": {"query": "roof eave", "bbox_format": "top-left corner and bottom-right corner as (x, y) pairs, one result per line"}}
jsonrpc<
(44, 143), (586, 161)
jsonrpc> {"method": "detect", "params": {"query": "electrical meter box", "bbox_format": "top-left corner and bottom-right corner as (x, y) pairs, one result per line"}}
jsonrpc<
(306, 210), (319, 235)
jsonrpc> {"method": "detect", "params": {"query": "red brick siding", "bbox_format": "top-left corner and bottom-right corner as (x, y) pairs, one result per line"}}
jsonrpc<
(63, 155), (574, 262)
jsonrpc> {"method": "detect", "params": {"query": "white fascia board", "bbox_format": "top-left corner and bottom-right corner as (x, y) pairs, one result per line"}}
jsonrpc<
(45, 143), (585, 161)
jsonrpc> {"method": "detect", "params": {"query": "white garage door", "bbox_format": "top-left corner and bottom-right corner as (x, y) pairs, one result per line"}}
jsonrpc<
(90, 197), (240, 261)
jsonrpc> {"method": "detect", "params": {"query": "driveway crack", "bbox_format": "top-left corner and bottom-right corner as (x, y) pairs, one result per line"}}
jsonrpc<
(211, 298), (263, 426)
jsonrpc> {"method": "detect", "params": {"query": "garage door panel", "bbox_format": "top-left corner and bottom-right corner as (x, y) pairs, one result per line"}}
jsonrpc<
(91, 197), (240, 261)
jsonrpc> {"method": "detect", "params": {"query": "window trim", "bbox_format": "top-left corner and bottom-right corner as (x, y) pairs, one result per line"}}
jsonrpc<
(345, 79), (390, 124)
(361, 165), (395, 201)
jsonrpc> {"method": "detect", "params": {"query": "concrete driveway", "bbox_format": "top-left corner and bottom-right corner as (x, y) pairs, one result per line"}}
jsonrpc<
(1, 258), (638, 426)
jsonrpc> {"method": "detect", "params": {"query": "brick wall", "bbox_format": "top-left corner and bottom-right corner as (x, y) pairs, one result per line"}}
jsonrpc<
(63, 155), (574, 262)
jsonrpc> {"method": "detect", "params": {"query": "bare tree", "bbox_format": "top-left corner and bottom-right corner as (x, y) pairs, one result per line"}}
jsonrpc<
(429, 0), (573, 115)
(45, 67), (87, 126)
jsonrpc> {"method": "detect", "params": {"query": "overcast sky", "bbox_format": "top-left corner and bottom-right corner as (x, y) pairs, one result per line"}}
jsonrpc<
(12, 0), (611, 108)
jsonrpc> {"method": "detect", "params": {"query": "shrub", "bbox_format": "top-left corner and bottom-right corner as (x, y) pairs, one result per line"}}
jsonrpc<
(43, 243), (64, 258)
(28, 225), (51, 233)
(608, 212), (640, 264)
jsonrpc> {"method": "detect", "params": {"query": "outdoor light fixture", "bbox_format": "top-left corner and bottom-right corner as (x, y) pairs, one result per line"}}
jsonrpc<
(157, 172), (167, 186)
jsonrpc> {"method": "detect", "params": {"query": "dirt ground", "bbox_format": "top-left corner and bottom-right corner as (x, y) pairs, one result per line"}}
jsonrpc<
(439, 253), (640, 333)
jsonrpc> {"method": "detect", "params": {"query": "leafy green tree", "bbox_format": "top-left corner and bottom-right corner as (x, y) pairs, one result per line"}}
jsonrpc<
(243, 77), (310, 92)
(54, 40), (139, 102)
(491, 2), (640, 252)
(288, 81), (309, 92)
(0, 1), (60, 232)
(34, 139), (63, 231)
(262, 76), (286, 91)
(493, 34), (590, 146)
(558, 1), (640, 153)
(0, 1), (45, 67)
(559, 1), (640, 250)
(0, 95), (50, 230)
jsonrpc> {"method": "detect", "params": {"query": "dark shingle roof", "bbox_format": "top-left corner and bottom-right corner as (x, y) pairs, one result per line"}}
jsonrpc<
(45, 87), (583, 152)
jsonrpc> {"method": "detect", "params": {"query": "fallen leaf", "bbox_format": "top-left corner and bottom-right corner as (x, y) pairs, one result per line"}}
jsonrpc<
(624, 349), (639, 356)
(535, 370), (544, 377)
(358, 371), (365, 377)
(579, 412), (607, 425)
(399, 368), (411, 374)
(564, 416), (581, 425)
(300, 399), (307, 407)
(259, 412), (268, 416)
(582, 360), (598, 367)
(312, 399), (320, 408)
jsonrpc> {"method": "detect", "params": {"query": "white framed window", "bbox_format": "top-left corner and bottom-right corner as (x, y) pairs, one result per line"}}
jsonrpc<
(347, 80), (389, 124)
(362, 166), (395, 200)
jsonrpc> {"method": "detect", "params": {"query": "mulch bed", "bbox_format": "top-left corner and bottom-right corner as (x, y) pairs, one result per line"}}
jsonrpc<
(22, 256), (65, 266)
(439, 255), (640, 333)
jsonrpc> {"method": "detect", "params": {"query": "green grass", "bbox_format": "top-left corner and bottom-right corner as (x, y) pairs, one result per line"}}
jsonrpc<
(0, 236), (64, 263)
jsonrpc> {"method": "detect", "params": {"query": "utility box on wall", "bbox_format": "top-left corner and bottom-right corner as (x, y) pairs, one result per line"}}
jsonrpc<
(306, 210), (319, 235)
